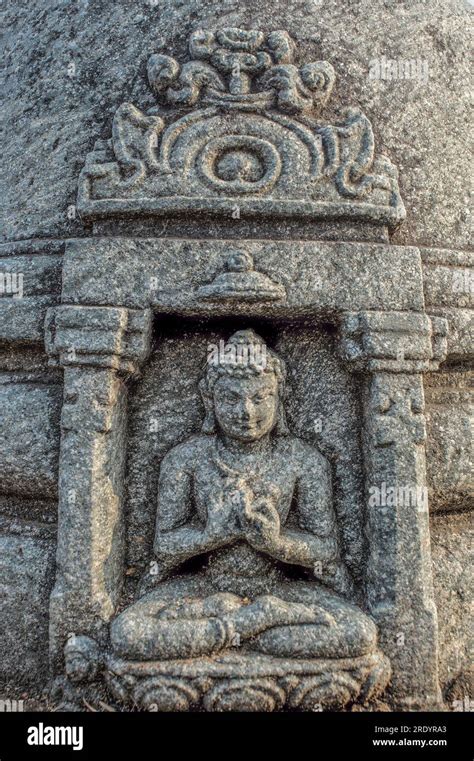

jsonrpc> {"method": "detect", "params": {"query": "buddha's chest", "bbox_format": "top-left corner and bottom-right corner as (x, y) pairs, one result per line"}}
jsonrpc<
(192, 456), (296, 525)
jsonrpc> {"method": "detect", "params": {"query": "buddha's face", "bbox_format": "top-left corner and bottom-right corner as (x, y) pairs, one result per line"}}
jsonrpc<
(212, 371), (279, 442)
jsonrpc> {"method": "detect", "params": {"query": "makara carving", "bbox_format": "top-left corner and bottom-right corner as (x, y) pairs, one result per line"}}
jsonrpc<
(101, 330), (390, 711)
(78, 27), (405, 227)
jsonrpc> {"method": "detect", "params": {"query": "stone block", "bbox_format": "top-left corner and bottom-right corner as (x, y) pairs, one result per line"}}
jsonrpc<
(0, 532), (55, 686)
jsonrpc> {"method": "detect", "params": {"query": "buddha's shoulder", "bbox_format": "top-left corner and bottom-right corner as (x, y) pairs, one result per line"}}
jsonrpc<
(275, 435), (330, 474)
(160, 434), (215, 469)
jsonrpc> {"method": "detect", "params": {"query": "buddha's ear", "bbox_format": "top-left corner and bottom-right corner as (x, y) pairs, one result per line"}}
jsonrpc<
(275, 398), (290, 435)
(199, 378), (216, 434)
(274, 379), (290, 435)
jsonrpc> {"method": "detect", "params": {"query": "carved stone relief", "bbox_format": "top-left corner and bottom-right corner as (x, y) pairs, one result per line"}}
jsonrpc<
(78, 28), (405, 229)
(109, 329), (390, 711)
(1, 17), (471, 718)
(50, 30), (451, 712)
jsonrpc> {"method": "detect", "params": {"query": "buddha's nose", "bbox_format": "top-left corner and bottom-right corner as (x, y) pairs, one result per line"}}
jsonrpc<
(238, 399), (253, 420)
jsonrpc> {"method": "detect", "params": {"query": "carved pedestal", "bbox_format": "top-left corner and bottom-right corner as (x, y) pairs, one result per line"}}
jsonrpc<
(106, 652), (390, 712)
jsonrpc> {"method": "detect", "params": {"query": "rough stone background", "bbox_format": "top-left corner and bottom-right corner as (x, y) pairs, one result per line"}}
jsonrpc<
(2, 0), (472, 249)
(0, 528), (56, 688)
(431, 511), (473, 700)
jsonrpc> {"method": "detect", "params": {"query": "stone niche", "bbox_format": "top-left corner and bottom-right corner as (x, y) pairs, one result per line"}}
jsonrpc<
(1, 19), (472, 713)
(44, 228), (450, 712)
(125, 318), (365, 584)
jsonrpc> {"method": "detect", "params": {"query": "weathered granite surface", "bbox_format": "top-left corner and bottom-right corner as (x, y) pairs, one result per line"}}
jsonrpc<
(431, 512), (473, 705)
(3, 0), (472, 248)
(0, 379), (61, 498)
(0, 528), (56, 688)
(1, 3), (472, 713)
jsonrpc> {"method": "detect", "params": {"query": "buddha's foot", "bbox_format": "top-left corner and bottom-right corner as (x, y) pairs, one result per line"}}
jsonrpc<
(225, 595), (334, 637)
(156, 593), (243, 621)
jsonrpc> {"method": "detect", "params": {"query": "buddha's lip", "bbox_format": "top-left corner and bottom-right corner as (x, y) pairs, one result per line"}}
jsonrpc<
(233, 425), (256, 434)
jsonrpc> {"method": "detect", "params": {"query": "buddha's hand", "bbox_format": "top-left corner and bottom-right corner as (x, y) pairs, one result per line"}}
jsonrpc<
(241, 488), (281, 552)
(204, 490), (243, 545)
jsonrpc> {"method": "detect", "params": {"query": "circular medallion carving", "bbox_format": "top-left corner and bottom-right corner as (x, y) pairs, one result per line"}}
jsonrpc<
(203, 678), (285, 712)
(288, 674), (360, 711)
(133, 677), (200, 711)
(198, 135), (281, 194)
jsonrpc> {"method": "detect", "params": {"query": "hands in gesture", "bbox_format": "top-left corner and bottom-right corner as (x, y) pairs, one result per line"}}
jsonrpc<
(239, 485), (281, 552)
(204, 483), (281, 552)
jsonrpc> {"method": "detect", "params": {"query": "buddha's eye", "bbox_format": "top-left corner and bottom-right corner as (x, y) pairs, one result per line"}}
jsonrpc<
(253, 393), (273, 404)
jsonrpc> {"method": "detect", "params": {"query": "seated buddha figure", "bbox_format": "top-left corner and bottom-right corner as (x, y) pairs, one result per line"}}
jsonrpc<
(111, 330), (377, 662)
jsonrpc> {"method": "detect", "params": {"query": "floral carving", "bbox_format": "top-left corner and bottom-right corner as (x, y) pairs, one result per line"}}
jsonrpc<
(148, 28), (335, 113)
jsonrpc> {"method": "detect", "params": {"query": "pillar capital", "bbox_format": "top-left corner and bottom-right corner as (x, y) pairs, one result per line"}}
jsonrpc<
(44, 305), (152, 377)
(340, 311), (448, 373)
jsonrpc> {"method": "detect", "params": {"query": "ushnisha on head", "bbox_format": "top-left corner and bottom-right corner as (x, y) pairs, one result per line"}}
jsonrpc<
(201, 329), (288, 441)
(225, 249), (254, 272)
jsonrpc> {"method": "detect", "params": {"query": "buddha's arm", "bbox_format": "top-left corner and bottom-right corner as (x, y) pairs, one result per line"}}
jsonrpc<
(269, 526), (338, 568)
(155, 523), (234, 568)
(266, 449), (354, 596)
(153, 445), (235, 571)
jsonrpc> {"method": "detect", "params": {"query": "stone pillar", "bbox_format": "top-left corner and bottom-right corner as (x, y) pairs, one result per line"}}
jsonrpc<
(340, 311), (448, 708)
(44, 305), (152, 665)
